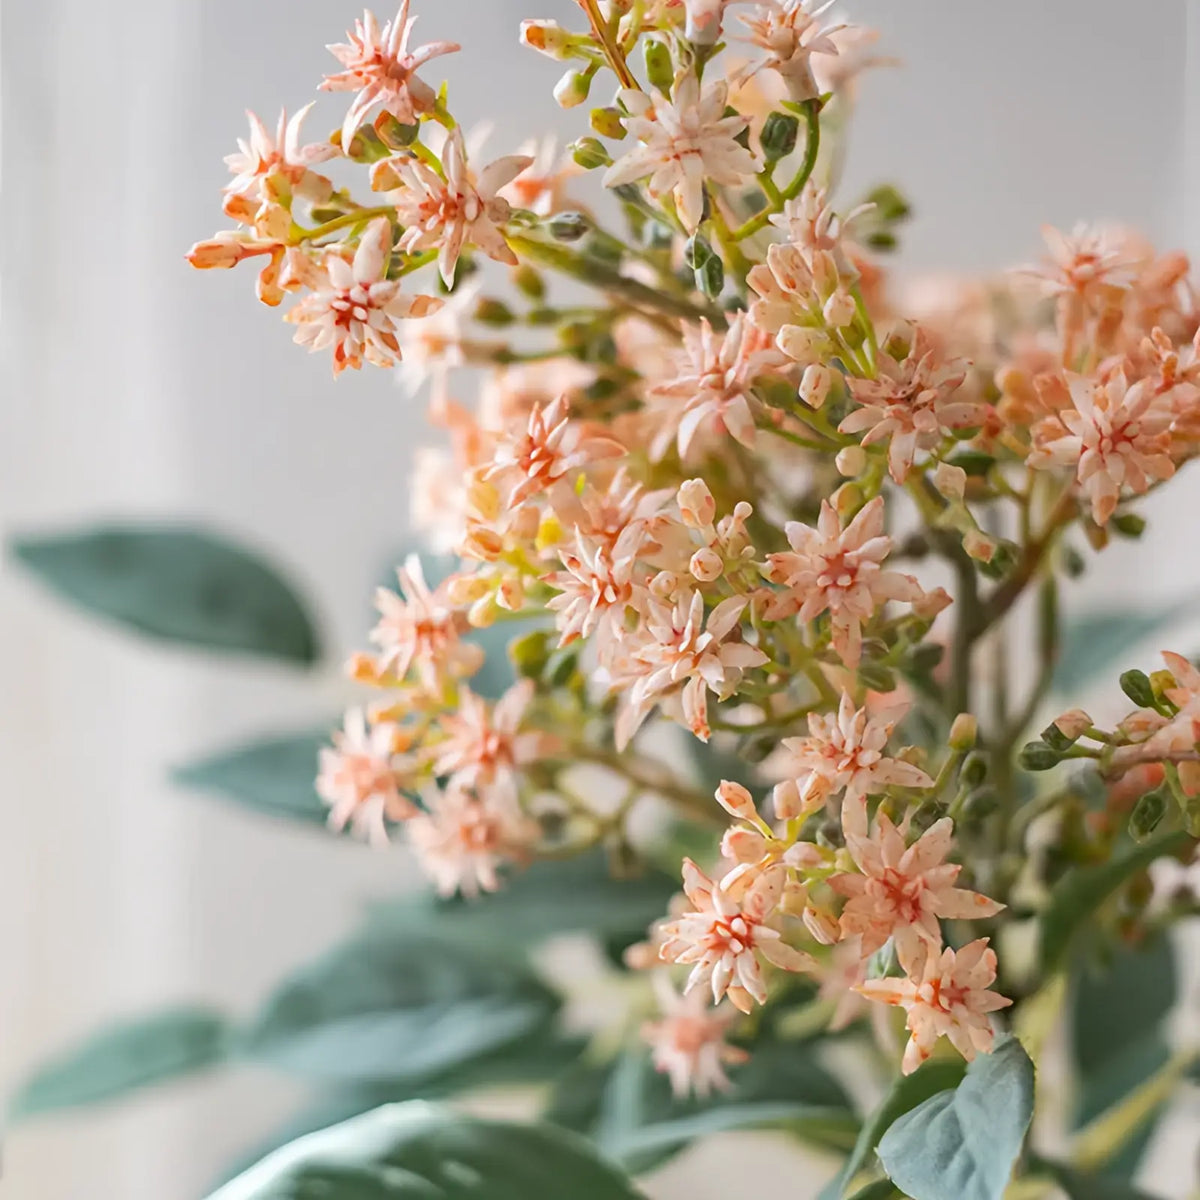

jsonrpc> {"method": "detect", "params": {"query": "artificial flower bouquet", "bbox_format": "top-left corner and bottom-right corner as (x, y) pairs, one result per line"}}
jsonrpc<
(11, 2), (1200, 1198)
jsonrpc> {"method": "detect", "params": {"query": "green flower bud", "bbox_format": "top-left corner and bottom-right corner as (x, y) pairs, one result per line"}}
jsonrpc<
(374, 112), (419, 150)
(1060, 544), (1087, 578)
(570, 136), (611, 170)
(960, 751), (989, 788)
(910, 796), (948, 834)
(643, 38), (674, 92)
(1018, 741), (1062, 771)
(1111, 511), (1147, 538)
(548, 212), (590, 242)
(589, 106), (627, 140)
(948, 449), (996, 477)
(907, 643), (945, 674)
(474, 297), (515, 326)
(684, 234), (713, 270)
(962, 785), (1000, 821)
(857, 661), (897, 693)
(547, 647), (580, 688)
(695, 253), (724, 298)
(864, 230), (898, 252)
(977, 538), (1019, 580)
(760, 111), (800, 162)
(509, 629), (552, 678)
(1040, 722), (1076, 753)
(1129, 786), (1169, 842)
(1120, 669), (1156, 709)
(863, 183), (912, 223)
(512, 264), (546, 300)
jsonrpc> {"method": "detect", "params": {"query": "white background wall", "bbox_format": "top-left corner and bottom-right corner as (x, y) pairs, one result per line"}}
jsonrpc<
(1, 2), (1197, 1196)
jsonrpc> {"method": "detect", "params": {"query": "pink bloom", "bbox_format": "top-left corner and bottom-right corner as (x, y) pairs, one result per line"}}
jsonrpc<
(856, 940), (1012, 1074)
(830, 813), (1003, 959)
(500, 136), (580, 217)
(840, 327), (980, 482)
(546, 524), (646, 647)
(224, 104), (336, 202)
(765, 694), (932, 821)
(430, 680), (553, 809)
(613, 591), (768, 748)
(1023, 222), (1137, 303)
(406, 785), (539, 898)
(603, 77), (760, 232)
(286, 219), (442, 375)
(648, 314), (789, 460)
(768, 182), (871, 270)
(641, 973), (749, 1098)
(391, 128), (533, 285)
(1029, 368), (1175, 525)
(737, 0), (846, 102)
(746, 241), (822, 339)
(682, 0), (731, 44)
(764, 496), (927, 668)
(659, 859), (815, 1012)
(486, 394), (624, 506)
(370, 554), (484, 689)
(321, 2), (460, 149)
(317, 708), (414, 846)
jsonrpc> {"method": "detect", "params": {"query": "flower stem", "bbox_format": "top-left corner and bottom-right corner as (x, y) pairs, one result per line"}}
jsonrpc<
(733, 99), (822, 242)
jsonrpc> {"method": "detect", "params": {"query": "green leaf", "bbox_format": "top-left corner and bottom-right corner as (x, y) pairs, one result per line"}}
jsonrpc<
(219, 1030), (588, 1188)
(240, 929), (560, 1084)
(1070, 937), (1177, 1178)
(1038, 832), (1190, 974)
(11, 526), (319, 664)
(207, 1102), (647, 1199)
(172, 730), (332, 828)
(10, 1006), (228, 1120)
(877, 1037), (1034, 1200)
(548, 1040), (857, 1175)
(1054, 607), (1183, 695)
(367, 852), (677, 948)
(819, 1057), (967, 1199)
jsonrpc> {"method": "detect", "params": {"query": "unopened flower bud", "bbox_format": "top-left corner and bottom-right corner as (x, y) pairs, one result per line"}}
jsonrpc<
(685, 0), (724, 44)
(783, 841), (825, 869)
(911, 586), (953, 620)
(799, 362), (832, 409)
(760, 111), (800, 162)
(776, 323), (823, 364)
(643, 38), (674, 92)
(959, 751), (988, 787)
(695, 254), (724, 298)
(554, 68), (592, 109)
(684, 234), (714, 270)
(832, 483), (863, 525)
(468, 595), (496, 627)
(1111, 511), (1147, 538)
(715, 780), (757, 821)
(689, 547), (724, 581)
(823, 290), (857, 329)
(722, 826), (767, 863)
(1051, 708), (1092, 744)
(962, 786), (999, 821)
(1120, 669), (1156, 708)
(949, 713), (977, 750)
(186, 237), (245, 270)
(569, 137), (611, 170)
(622, 940), (658, 970)
(589, 106), (627, 139)
(521, 19), (572, 59)
(802, 906), (841, 946)
(1018, 741), (1061, 771)
(474, 297), (514, 326)
(649, 570), (680, 599)
(678, 479), (716, 528)
(963, 530), (997, 563)
(496, 576), (525, 612)
(1129, 786), (1169, 842)
(835, 445), (866, 477)
(548, 211), (590, 241)
(933, 462), (967, 502)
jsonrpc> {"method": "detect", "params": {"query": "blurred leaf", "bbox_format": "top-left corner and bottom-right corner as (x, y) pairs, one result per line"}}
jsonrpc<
(10, 1006), (229, 1120)
(207, 1102), (648, 1199)
(172, 729), (332, 828)
(877, 1037), (1034, 1200)
(1046, 1161), (1159, 1199)
(366, 851), (676, 948)
(219, 1030), (588, 1187)
(820, 1057), (967, 1199)
(1070, 937), (1177, 1178)
(1038, 832), (1189, 974)
(240, 929), (560, 1084)
(11, 525), (320, 663)
(547, 1040), (857, 1175)
(1054, 608), (1183, 695)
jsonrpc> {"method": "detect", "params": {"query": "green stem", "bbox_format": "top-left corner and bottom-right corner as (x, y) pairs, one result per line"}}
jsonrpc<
(296, 205), (397, 242)
(580, 0), (638, 89)
(733, 99), (821, 242)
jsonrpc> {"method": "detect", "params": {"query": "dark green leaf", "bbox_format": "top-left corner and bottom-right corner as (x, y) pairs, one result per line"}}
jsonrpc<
(367, 852), (677, 948)
(1054, 608), (1183, 695)
(240, 930), (559, 1084)
(548, 1041), (856, 1175)
(172, 730), (331, 828)
(10, 1006), (228, 1120)
(1070, 937), (1177, 1178)
(1038, 832), (1190, 974)
(819, 1057), (967, 1199)
(846, 1183), (902, 1200)
(877, 1037), (1034, 1200)
(12, 526), (320, 664)
(207, 1102), (647, 1199)
(219, 1031), (588, 1187)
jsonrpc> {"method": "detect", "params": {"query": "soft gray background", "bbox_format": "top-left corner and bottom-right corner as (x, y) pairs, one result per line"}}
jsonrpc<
(2, 2), (1199, 1196)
